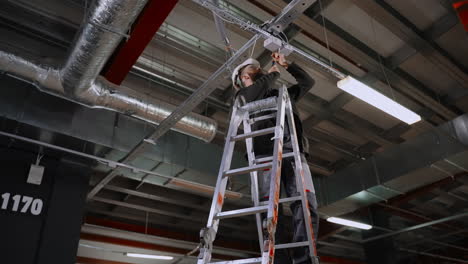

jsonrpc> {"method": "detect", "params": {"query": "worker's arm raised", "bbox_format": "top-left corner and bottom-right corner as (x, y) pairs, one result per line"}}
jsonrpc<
(238, 71), (280, 103)
(286, 62), (315, 101)
(272, 52), (315, 101)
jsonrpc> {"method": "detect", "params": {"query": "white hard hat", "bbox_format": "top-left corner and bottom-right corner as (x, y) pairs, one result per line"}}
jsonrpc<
(231, 58), (260, 89)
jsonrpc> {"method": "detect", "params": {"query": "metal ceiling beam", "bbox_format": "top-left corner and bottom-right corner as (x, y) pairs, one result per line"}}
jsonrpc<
(91, 196), (251, 231)
(363, 212), (468, 243)
(302, 93), (354, 128)
(350, 0), (468, 89)
(301, 94), (395, 148)
(103, 185), (209, 212)
(386, 12), (459, 69)
(85, 209), (253, 241)
(0, 1), (76, 49)
(102, 0), (179, 85)
(82, 218), (257, 255)
(307, 129), (364, 160)
(267, 0), (316, 32)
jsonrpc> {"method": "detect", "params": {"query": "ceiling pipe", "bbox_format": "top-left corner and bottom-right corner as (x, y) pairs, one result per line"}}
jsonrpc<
(61, 0), (147, 96)
(0, 52), (217, 142)
(0, 0), (217, 142)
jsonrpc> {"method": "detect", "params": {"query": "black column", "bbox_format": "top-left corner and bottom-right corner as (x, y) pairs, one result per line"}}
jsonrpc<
(0, 147), (90, 264)
(362, 209), (398, 264)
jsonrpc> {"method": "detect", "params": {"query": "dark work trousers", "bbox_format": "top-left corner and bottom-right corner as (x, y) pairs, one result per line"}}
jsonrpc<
(258, 153), (319, 264)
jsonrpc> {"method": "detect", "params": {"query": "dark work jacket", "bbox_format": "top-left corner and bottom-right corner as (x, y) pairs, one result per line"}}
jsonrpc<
(235, 63), (315, 157)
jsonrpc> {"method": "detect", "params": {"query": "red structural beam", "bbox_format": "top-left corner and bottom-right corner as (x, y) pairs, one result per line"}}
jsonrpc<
(320, 255), (365, 264)
(76, 255), (365, 264)
(76, 256), (133, 264)
(80, 232), (237, 260)
(453, 1), (468, 31)
(102, 0), (179, 85)
(85, 216), (255, 252)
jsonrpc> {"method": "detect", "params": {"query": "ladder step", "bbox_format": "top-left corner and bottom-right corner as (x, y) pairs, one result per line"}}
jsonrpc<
(275, 241), (310, 250)
(232, 127), (275, 141)
(259, 196), (301, 206)
(209, 257), (262, 264)
(249, 113), (276, 124)
(240, 97), (277, 112)
(255, 152), (295, 163)
(224, 162), (272, 177)
(215, 205), (268, 219)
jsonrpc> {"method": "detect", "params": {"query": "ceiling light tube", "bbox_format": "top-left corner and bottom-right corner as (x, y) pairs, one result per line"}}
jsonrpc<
(337, 76), (421, 125)
(327, 217), (372, 230)
(125, 253), (174, 260)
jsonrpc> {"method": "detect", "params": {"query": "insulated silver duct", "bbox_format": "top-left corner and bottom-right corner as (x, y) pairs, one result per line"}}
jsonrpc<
(0, 0), (218, 142)
(61, 0), (148, 96)
(0, 51), (217, 142)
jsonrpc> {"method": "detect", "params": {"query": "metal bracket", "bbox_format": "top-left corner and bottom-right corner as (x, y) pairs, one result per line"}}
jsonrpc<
(143, 138), (157, 145)
(310, 256), (320, 264)
(199, 227), (216, 249)
(198, 227), (216, 261)
(267, 0), (317, 33)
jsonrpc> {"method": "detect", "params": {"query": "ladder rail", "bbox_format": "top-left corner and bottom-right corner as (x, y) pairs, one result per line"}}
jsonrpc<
(284, 94), (318, 258)
(261, 86), (287, 264)
(198, 99), (244, 264)
(242, 111), (265, 251)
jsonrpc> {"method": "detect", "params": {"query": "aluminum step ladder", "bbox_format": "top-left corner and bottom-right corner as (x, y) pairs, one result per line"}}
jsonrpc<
(197, 86), (319, 264)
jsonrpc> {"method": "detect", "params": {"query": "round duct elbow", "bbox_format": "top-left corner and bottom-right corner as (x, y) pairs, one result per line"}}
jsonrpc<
(0, 51), (218, 143)
(87, 77), (219, 143)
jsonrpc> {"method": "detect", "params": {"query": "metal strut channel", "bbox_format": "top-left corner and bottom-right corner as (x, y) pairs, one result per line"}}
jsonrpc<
(192, 0), (346, 79)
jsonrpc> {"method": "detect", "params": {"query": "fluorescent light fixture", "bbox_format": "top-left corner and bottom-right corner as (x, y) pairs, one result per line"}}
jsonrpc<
(125, 253), (174, 260)
(327, 217), (372, 230)
(169, 178), (243, 199)
(337, 76), (421, 125)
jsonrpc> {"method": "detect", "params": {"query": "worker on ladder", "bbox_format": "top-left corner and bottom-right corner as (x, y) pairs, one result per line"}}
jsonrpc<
(232, 52), (319, 264)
